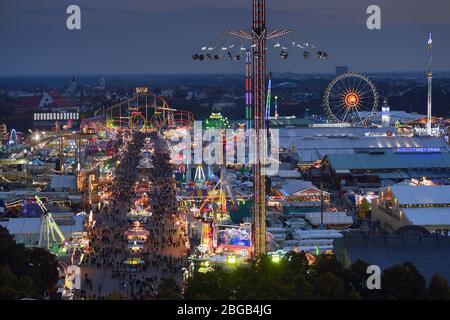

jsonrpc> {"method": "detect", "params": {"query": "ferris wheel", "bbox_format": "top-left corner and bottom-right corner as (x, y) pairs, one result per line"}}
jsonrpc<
(324, 72), (378, 125)
(129, 112), (146, 130)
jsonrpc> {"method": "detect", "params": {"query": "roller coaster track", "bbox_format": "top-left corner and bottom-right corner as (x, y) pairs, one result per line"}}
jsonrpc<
(101, 88), (194, 130)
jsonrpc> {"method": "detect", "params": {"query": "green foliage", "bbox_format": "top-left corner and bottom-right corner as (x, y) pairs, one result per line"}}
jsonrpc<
(0, 226), (58, 300)
(0, 266), (36, 300)
(157, 278), (183, 300)
(381, 262), (427, 300)
(184, 252), (450, 300)
(185, 252), (354, 300)
(313, 272), (347, 300)
(25, 248), (59, 295)
(359, 198), (371, 219)
(427, 274), (450, 300)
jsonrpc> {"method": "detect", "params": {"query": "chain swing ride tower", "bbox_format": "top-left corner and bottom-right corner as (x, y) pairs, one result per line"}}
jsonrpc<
(228, 1), (291, 257)
(193, 0), (328, 257)
(251, 0), (268, 257)
(426, 33), (433, 136)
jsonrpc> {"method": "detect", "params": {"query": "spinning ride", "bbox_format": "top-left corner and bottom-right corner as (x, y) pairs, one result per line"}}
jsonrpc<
(324, 72), (378, 126)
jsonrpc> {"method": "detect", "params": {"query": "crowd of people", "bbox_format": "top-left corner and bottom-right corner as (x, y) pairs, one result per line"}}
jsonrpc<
(79, 131), (189, 300)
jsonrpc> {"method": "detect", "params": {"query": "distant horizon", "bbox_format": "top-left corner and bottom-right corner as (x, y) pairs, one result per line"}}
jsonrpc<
(1, 1), (450, 75)
(3, 70), (450, 78)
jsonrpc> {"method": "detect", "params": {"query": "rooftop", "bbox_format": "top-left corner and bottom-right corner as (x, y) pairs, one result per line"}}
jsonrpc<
(391, 185), (450, 205)
(280, 130), (448, 162)
(279, 180), (316, 196)
(403, 207), (450, 226)
(325, 152), (450, 171)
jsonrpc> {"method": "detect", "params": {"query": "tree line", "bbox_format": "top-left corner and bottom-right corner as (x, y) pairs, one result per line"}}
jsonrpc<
(0, 226), (58, 300)
(179, 252), (450, 300)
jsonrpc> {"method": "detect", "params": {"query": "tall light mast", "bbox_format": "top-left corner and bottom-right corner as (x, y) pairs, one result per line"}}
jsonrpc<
(274, 96), (279, 118)
(251, 0), (268, 257)
(245, 50), (253, 130)
(427, 33), (433, 135)
(227, 1), (290, 257)
(266, 72), (273, 130)
(195, 1), (312, 257)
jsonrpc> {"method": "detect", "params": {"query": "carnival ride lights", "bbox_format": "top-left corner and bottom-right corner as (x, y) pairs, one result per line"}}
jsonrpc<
(191, 168), (242, 255)
(194, 165), (206, 183)
(324, 72), (378, 126)
(35, 195), (67, 255)
(129, 112), (146, 130)
(274, 96), (279, 118)
(192, 32), (329, 63)
(103, 87), (194, 131)
(197, 260), (214, 273)
(271, 254), (281, 263)
(126, 222), (150, 241)
(216, 224), (252, 257)
(226, 255), (237, 265)
(194, 0), (329, 257)
(204, 113), (230, 129)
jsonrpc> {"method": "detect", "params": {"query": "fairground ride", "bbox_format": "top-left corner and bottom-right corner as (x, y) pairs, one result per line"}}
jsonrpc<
(35, 195), (67, 255)
(104, 87), (194, 131)
(193, 0), (329, 257)
(323, 72), (378, 126)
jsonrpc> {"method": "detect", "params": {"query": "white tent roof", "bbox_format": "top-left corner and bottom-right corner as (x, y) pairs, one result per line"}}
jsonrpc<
(279, 180), (319, 197)
(403, 207), (450, 226)
(0, 218), (40, 234)
(0, 216), (83, 237)
(305, 212), (353, 227)
(391, 185), (450, 205)
(275, 170), (302, 178)
(29, 159), (45, 166)
(51, 175), (76, 190)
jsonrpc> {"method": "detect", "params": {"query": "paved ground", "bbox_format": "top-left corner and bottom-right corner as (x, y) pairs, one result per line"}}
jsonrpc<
(80, 131), (188, 300)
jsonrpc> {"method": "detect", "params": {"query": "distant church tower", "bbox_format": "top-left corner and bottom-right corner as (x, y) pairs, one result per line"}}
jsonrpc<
(67, 76), (77, 95)
(381, 97), (390, 127)
(99, 76), (106, 91)
(426, 33), (433, 135)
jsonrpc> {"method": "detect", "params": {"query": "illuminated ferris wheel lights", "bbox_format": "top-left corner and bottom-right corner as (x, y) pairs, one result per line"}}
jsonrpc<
(344, 92), (359, 107)
(324, 72), (378, 126)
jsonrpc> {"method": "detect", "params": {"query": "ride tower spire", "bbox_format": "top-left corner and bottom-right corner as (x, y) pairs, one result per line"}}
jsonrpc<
(252, 0), (267, 257)
(426, 33), (433, 135)
(193, 0), (328, 258)
(245, 50), (253, 130)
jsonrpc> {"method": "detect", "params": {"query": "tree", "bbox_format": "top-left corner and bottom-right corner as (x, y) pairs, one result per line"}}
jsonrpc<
(0, 227), (27, 275)
(108, 291), (126, 300)
(382, 262), (427, 300)
(184, 269), (232, 300)
(183, 252), (438, 301)
(0, 265), (36, 300)
(157, 278), (183, 300)
(359, 198), (370, 219)
(291, 274), (314, 300)
(313, 272), (347, 300)
(427, 274), (450, 300)
(24, 248), (58, 295)
(313, 254), (344, 277)
(0, 226), (58, 299)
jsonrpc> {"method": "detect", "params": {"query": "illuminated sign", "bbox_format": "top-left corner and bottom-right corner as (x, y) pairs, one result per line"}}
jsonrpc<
(34, 112), (79, 121)
(396, 147), (441, 153)
(136, 87), (149, 94)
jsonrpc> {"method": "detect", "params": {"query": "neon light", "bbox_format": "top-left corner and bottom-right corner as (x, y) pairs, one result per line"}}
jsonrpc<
(396, 147), (441, 153)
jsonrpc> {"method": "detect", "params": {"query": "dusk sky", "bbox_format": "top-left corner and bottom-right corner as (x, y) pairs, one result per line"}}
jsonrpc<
(1, 0), (450, 75)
